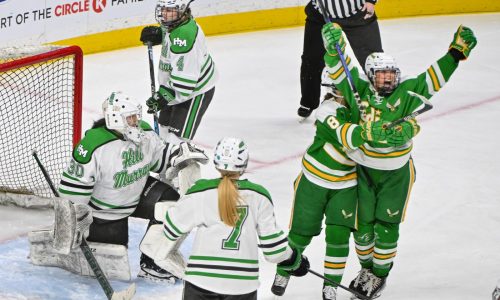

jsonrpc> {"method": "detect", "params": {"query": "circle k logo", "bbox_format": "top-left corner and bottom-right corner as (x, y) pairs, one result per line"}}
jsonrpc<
(92, 0), (106, 13)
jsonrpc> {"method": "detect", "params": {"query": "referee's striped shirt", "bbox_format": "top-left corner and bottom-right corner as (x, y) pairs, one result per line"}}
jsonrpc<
(312, 0), (377, 19)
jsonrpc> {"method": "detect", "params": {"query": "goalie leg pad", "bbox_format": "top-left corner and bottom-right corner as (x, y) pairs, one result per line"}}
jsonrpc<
(29, 230), (131, 281)
(140, 224), (186, 279)
(52, 200), (92, 254)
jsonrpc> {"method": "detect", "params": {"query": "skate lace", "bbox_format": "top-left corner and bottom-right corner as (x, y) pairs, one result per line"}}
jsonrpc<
(322, 285), (337, 300)
(274, 274), (289, 287)
(364, 275), (382, 296)
(354, 268), (370, 287)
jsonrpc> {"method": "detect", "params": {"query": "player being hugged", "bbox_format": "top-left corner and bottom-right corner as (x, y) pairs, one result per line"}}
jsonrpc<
(28, 91), (208, 284)
(321, 23), (477, 298)
(140, 0), (217, 145)
(141, 137), (309, 299)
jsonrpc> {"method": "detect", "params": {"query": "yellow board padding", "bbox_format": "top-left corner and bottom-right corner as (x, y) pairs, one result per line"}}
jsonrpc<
(53, 1), (500, 54)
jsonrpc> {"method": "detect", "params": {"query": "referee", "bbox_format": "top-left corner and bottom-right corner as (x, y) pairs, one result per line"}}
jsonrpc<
(298, 0), (383, 118)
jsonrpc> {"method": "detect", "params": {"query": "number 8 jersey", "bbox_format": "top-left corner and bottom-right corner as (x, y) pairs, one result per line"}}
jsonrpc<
(163, 178), (292, 295)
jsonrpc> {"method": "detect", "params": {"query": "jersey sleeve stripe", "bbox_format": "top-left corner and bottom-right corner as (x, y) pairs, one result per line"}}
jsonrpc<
(170, 74), (198, 84)
(432, 62), (446, 87)
(58, 188), (92, 196)
(259, 231), (284, 240)
(163, 223), (181, 240)
(359, 144), (413, 158)
(60, 179), (94, 190)
(258, 237), (288, 249)
(262, 246), (287, 256)
(427, 66), (441, 92)
(165, 211), (184, 235)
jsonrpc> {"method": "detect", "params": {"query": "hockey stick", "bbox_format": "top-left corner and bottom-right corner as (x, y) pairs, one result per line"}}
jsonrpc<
(308, 269), (370, 300)
(32, 151), (136, 300)
(147, 41), (160, 135)
(384, 91), (434, 129)
(316, 0), (365, 117)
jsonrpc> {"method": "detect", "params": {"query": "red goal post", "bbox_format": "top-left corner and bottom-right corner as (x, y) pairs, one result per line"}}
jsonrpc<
(0, 45), (83, 206)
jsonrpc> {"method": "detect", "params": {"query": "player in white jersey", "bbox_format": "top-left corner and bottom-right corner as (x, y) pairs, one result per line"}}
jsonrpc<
(140, 0), (217, 145)
(140, 137), (310, 299)
(28, 92), (208, 283)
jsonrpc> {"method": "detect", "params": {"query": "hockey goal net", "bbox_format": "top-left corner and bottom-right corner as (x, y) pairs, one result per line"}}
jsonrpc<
(0, 45), (82, 206)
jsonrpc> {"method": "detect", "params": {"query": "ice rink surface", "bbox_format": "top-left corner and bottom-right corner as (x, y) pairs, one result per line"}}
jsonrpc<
(1, 12), (500, 300)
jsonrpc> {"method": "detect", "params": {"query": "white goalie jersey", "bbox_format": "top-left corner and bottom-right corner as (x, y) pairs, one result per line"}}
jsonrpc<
(158, 18), (217, 105)
(58, 121), (171, 220)
(163, 178), (292, 295)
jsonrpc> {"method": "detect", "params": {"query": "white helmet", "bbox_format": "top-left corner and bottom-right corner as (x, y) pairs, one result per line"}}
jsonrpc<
(102, 92), (144, 145)
(155, 0), (192, 28)
(214, 137), (249, 174)
(364, 52), (401, 95)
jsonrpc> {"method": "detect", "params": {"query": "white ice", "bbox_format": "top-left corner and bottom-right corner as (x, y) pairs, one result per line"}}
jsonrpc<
(1, 12), (500, 300)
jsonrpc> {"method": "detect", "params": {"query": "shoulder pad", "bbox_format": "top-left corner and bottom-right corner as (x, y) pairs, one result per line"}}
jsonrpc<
(169, 18), (198, 54)
(186, 178), (220, 194)
(237, 180), (273, 204)
(73, 127), (119, 164)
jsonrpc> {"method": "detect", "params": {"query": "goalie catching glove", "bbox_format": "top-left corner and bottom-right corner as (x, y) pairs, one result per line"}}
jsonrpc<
(146, 85), (175, 113)
(448, 25), (477, 61)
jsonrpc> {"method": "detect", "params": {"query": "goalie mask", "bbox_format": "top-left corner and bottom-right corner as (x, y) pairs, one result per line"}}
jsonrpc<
(214, 137), (249, 175)
(365, 52), (401, 96)
(102, 92), (144, 145)
(155, 0), (192, 29)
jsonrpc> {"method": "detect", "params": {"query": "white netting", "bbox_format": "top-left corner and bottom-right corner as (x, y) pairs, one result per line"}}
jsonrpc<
(0, 45), (82, 204)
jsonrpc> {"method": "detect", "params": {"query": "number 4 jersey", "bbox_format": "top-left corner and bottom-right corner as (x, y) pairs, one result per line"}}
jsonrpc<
(163, 178), (292, 295)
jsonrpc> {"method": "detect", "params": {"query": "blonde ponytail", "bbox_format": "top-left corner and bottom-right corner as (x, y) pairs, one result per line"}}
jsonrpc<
(218, 171), (241, 227)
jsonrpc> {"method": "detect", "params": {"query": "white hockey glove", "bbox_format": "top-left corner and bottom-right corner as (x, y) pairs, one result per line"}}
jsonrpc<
(52, 199), (93, 254)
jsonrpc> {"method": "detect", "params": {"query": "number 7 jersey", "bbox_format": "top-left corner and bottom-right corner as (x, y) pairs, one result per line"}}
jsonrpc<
(163, 178), (292, 295)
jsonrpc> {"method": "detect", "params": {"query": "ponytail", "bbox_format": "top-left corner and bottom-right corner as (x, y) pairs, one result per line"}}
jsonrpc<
(217, 171), (241, 227)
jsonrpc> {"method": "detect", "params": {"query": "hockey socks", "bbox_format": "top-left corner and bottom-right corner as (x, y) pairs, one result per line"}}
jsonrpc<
(324, 224), (350, 286)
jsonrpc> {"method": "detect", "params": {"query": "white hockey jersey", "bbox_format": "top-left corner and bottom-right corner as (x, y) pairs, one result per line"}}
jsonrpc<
(158, 18), (217, 105)
(163, 178), (292, 295)
(58, 121), (172, 220)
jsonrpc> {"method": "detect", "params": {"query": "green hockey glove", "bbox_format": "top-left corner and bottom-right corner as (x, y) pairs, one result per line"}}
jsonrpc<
(322, 23), (347, 67)
(385, 119), (420, 147)
(360, 120), (388, 143)
(448, 25), (477, 61)
(277, 248), (310, 277)
(146, 85), (174, 114)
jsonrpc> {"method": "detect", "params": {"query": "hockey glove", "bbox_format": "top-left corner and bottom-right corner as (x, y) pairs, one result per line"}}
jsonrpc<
(448, 25), (477, 61)
(385, 119), (420, 147)
(277, 248), (310, 277)
(360, 120), (389, 143)
(140, 26), (163, 46)
(146, 85), (175, 113)
(321, 23), (346, 67)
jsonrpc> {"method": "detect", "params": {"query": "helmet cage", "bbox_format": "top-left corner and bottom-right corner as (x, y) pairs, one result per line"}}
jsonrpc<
(103, 92), (144, 144)
(155, 0), (192, 28)
(365, 53), (401, 95)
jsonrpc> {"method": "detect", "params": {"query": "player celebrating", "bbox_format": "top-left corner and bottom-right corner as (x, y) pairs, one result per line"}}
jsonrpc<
(272, 78), (410, 299)
(140, 0), (217, 145)
(140, 137), (310, 299)
(321, 24), (477, 298)
(28, 92), (207, 284)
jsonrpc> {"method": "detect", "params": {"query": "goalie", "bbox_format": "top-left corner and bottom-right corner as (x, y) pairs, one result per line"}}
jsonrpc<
(28, 91), (208, 284)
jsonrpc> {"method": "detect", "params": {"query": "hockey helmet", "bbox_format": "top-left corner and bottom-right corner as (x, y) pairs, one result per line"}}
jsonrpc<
(102, 92), (144, 144)
(155, 0), (192, 29)
(365, 52), (401, 95)
(214, 137), (249, 175)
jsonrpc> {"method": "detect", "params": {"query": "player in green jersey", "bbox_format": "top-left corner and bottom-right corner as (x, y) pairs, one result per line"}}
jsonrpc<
(321, 23), (477, 298)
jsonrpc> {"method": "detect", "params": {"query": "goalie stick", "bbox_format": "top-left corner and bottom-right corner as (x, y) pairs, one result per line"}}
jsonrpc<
(308, 269), (370, 300)
(384, 91), (434, 129)
(147, 41), (160, 134)
(32, 151), (136, 300)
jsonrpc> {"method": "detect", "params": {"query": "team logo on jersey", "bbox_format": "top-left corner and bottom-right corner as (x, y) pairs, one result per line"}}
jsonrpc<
(386, 99), (401, 112)
(121, 148), (144, 169)
(173, 37), (187, 47)
(341, 209), (353, 219)
(77, 145), (88, 158)
(386, 209), (400, 217)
